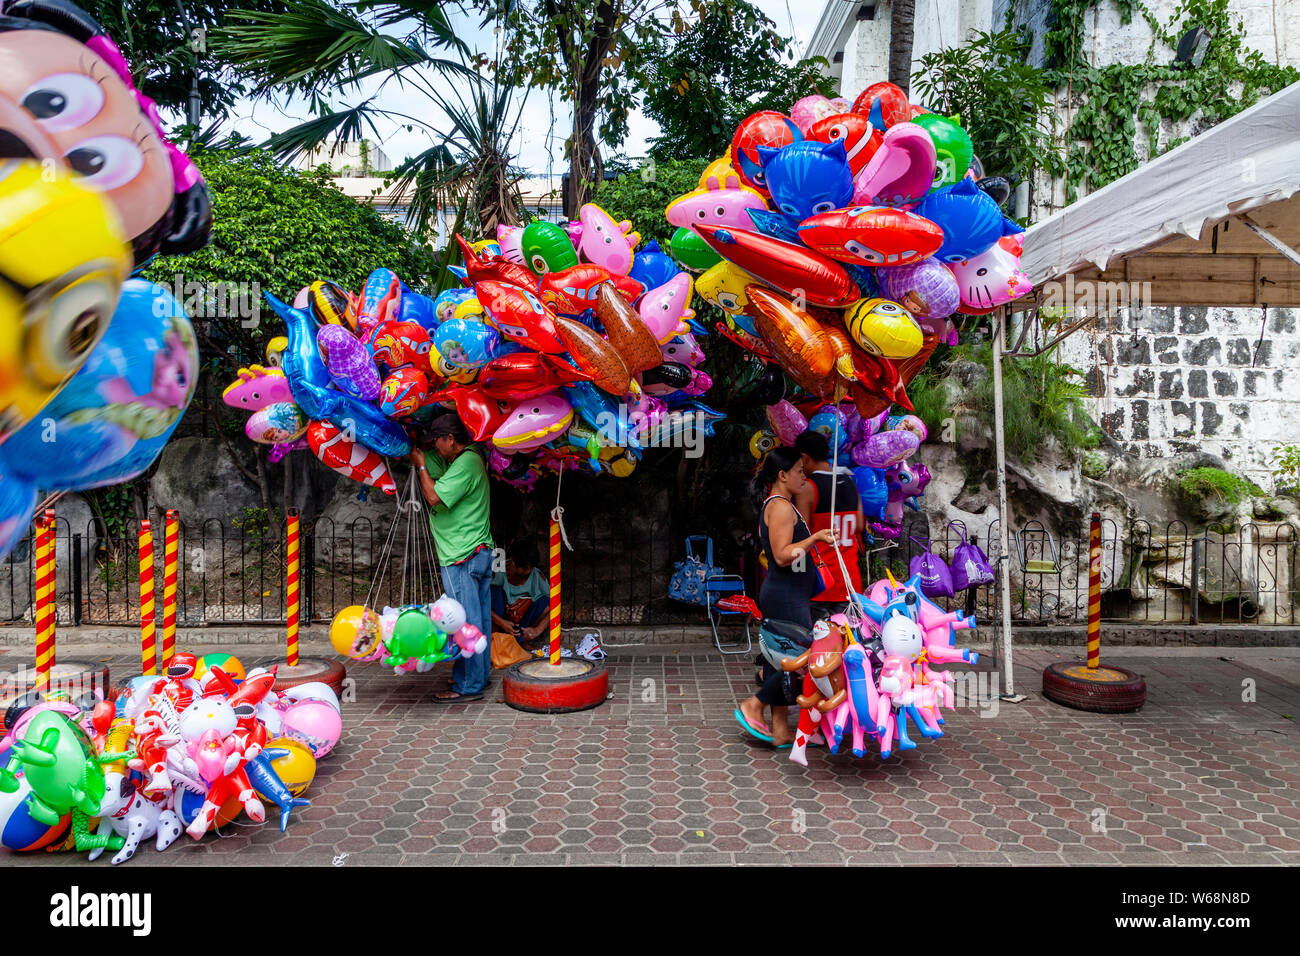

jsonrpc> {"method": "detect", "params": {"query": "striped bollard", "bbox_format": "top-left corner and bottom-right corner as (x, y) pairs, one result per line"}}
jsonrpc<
(286, 509), (300, 667)
(139, 519), (156, 676)
(1087, 511), (1101, 669)
(548, 515), (561, 665)
(33, 510), (56, 692)
(161, 510), (179, 670)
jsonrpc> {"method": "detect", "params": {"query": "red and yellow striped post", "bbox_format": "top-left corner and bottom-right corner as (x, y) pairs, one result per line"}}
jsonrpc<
(1087, 511), (1101, 669)
(139, 519), (156, 676)
(548, 515), (561, 665)
(161, 510), (178, 671)
(286, 509), (300, 667)
(33, 510), (56, 692)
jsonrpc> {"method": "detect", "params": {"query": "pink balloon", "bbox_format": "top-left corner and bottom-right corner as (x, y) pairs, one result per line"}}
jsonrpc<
(765, 399), (808, 445)
(281, 700), (342, 758)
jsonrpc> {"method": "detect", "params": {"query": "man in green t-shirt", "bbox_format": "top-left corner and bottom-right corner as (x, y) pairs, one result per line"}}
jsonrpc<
(409, 414), (494, 701)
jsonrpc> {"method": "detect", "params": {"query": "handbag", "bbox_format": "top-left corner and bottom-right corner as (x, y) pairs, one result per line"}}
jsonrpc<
(668, 535), (718, 606)
(908, 535), (954, 598)
(948, 520), (995, 590)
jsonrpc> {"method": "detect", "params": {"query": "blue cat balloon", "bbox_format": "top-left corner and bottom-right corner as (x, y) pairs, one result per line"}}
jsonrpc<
(755, 139), (853, 226)
(915, 178), (1022, 263)
(628, 240), (680, 293)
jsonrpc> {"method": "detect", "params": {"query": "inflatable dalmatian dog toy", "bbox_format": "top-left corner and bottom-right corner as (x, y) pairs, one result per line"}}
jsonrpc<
(86, 770), (184, 864)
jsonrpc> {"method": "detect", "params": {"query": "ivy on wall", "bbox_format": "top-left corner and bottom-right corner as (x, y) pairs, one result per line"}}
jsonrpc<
(1032, 0), (1298, 200)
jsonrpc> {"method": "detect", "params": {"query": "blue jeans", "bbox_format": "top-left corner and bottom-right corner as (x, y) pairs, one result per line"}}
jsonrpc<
(441, 547), (493, 694)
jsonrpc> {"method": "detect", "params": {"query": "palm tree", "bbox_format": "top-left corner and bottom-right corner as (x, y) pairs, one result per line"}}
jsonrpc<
(216, 0), (527, 253)
(888, 0), (916, 94)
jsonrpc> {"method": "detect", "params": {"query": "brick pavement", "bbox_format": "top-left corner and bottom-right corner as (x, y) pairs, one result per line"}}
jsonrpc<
(7, 641), (1299, 866)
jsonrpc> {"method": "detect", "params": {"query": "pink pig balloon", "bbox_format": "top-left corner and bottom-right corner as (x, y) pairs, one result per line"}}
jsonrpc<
(578, 203), (640, 275)
(637, 273), (694, 343)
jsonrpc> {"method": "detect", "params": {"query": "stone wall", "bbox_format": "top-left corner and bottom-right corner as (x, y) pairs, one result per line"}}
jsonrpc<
(1057, 306), (1300, 487)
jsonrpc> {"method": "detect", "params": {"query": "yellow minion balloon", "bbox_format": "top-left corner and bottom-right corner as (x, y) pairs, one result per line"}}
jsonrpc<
(0, 161), (131, 442)
(844, 297), (924, 359)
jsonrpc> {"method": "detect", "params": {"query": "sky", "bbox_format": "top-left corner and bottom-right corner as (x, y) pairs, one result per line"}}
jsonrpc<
(225, 0), (824, 176)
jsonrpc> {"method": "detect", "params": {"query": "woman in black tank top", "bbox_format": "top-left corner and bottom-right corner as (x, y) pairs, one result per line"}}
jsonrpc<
(735, 447), (837, 748)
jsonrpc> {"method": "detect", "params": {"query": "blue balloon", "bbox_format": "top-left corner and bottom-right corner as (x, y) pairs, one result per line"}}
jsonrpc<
(808, 406), (850, 453)
(246, 749), (310, 833)
(628, 240), (680, 292)
(755, 139), (853, 226)
(745, 208), (803, 244)
(398, 290), (438, 332)
(0, 280), (198, 492)
(852, 465), (889, 521)
(0, 476), (37, 564)
(432, 287), (475, 324)
(915, 178), (1022, 263)
(433, 318), (500, 370)
(265, 293), (411, 458)
(563, 382), (642, 451)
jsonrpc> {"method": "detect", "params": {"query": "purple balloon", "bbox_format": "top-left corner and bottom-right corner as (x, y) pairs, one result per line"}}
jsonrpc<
(766, 400), (808, 445)
(851, 429), (920, 468)
(317, 324), (382, 401)
(876, 258), (960, 321)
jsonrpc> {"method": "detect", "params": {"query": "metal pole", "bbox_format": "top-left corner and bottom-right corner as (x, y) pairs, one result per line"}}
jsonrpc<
(71, 532), (83, 627)
(993, 310), (1016, 695)
(1087, 512), (1101, 668)
(1190, 536), (1201, 626)
(33, 510), (56, 692)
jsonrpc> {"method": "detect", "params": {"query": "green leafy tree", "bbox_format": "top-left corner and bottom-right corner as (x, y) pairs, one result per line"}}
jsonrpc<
(80, 0), (288, 120)
(216, 0), (526, 241)
(474, 0), (761, 216)
(638, 0), (835, 160)
(911, 28), (1066, 186)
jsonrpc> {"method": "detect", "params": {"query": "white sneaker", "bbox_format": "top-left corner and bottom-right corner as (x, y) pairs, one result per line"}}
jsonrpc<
(576, 633), (606, 661)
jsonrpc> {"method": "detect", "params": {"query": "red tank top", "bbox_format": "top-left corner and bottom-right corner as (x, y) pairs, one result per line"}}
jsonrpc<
(809, 468), (863, 602)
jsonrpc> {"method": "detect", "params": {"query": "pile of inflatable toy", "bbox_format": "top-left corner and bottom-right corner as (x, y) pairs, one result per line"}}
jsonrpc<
(765, 572), (979, 768)
(328, 594), (487, 675)
(229, 202), (724, 494)
(0, 653), (338, 862)
(664, 81), (1030, 419)
(0, 0), (211, 562)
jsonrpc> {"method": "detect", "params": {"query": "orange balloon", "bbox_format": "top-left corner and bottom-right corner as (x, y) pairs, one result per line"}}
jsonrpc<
(556, 315), (632, 396)
(594, 283), (660, 376)
(746, 285), (855, 399)
(896, 331), (940, 385)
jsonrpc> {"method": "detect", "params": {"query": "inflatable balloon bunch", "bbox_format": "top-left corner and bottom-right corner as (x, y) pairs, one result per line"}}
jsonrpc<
(0, 0), (212, 561)
(233, 203), (723, 495)
(0, 652), (339, 863)
(768, 572), (979, 768)
(664, 82), (1031, 422)
(328, 594), (487, 675)
(762, 397), (931, 539)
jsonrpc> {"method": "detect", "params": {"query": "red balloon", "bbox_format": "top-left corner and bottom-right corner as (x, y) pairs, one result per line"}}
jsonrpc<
(307, 421), (396, 494)
(730, 111), (802, 195)
(852, 82), (912, 128)
(479, 352), (592, 400)
(798, 206), (943, 267)
(426, 385), (510, 441)
(456, 235), (536, 290)
(537, 264), (643, 316)
(476, 280), (567, 354)
(806, 113), (883, 177)
(695, 224), (861, 309)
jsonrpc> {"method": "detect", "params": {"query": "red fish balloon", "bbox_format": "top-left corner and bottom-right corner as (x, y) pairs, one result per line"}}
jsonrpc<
(798, 206), (944, 267)
(456, 235), (537, 290)
(479, 352), (592, 400)
(426, 385), (510, 441)
(806, 113), (883, 177)
(307, 421), (395, 494)
(538, 264), (643, 316)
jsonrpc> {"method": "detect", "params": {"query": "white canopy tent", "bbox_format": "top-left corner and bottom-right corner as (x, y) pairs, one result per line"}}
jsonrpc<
(991, 81), (1300, 695)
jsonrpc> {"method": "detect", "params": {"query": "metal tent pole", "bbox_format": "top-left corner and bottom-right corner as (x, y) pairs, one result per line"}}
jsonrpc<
(993, 308), (1016, 697)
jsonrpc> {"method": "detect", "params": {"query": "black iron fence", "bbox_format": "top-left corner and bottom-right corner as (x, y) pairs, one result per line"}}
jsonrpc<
(1, 515), (1295, 628)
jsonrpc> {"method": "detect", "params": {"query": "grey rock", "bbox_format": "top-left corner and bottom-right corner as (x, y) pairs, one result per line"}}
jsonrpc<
(149, 436), (262, 524)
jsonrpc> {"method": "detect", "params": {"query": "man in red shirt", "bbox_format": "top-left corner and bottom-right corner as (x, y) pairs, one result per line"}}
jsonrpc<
(793, 430), (863, 614)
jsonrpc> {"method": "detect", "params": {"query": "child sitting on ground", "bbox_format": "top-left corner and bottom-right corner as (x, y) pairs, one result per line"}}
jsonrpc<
(491, 539), (550, 646)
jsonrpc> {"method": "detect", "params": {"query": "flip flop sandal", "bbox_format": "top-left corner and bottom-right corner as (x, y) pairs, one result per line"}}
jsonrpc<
(733, 707), (774, 743)
(432, 691), (484, 703)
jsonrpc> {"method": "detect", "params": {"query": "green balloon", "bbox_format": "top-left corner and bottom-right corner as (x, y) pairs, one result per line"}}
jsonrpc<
(0, 711), (108, 825)
(521, 220), (579, 276)
(669, 226), (722, 273)
(913, 114), (975, 192)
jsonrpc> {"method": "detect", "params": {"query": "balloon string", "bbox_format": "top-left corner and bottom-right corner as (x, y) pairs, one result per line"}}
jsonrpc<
(551, 468), (572, 552)
(829, 403), (868, 631)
